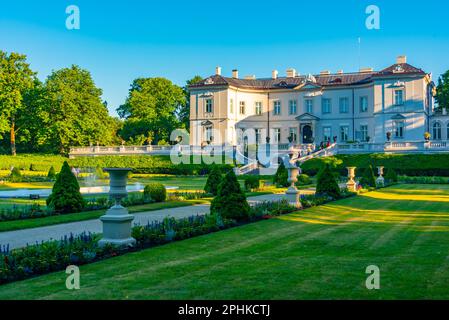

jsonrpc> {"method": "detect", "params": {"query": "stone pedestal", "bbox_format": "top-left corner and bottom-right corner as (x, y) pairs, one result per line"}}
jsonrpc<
(346, 167), (357, 192)
(284, 158), (302, 208)
(376, 166), (385, 187)
(99, 168), (136, 248)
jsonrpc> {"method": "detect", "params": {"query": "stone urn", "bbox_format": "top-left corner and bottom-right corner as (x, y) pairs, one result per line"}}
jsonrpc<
(98, 168), (136, 248)
(376, 166), (385, 187)
(284, 159), (302, 208)
(346, 167), (357, 192)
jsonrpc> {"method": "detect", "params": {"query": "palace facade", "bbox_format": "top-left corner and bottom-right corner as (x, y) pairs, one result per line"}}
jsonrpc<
(188, 56), (442, 148)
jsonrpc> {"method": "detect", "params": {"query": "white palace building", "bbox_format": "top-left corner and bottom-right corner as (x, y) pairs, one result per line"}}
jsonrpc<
(188, 56), (449, 154)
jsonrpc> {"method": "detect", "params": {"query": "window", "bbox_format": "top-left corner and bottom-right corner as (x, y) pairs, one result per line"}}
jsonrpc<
(394, 89), (404, 106)
(274, 128), (281, 143)
(340, 126), (349, 142)
(230, 99), (234, 114)
(289, 128), (297, 143)
(360, 125), (368, 142)
(273, 101), (281, 115)
(339, 97), (349, 113)
(205, 99), (213, 113)
(360, 96), (368, 112)
(289, 100), (297, 115)
(322, 98), (331, 114)
(255, 102), (263, 116)
(205, 126), (213, 142)
(239, 101), (246, 115)
(393, 120), (405, 139)
(305, 99), (313, 113)
(255, 129), (262, 144)
(447, 123), (449, 141)
(323, 127), (332, 142)
(433, 122), (442, 140)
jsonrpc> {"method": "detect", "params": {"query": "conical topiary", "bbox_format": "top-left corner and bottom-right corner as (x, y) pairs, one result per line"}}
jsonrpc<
(384, 167), (398, 184)
(9, 167), (22, 182)
(204, 167), (222, 196)
(360, 165), (377, 188)
(273, 162), (289, 187)
(46, 161), (85, 213)
(211, 170), (250, 221)
(47, 166), (57, 181)
(316, 163), (341, 199)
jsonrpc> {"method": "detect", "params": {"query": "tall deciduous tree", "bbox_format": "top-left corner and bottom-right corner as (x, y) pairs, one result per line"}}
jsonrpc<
(117, 77), (185, 144)
(180, 75), (203, 130)
(0, 51), (36, 155)
(436, 70), (449, 111)
(42, 65), (119, 154)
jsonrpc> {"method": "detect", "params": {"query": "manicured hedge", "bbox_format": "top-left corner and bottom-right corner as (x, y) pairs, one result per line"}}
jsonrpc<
(301, 154), (449, 177)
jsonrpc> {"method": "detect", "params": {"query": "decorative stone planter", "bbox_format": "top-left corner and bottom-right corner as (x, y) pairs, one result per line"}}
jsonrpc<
(98, 168), (136, 248)
(376, 166), (385, 187)
(284, 159), (302, 208)
(346, 167), (357, 192)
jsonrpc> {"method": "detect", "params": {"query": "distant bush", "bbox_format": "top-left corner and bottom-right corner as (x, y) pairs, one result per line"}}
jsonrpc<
(398, 176), (449, 184)
(9, 167), (22, 182)
(296, 174), (312, 186)
(204, 167), (222, 196)
(46, 161), (85, 213)
(360, 165), (377, 188)
(273, 162), (289, 187)
(144, 183), (167, 203)
(385, 168), (398, 183)
(29, 164), (37, 171)
(316, 164), (341, 199)
(47, 166), (57, 180)
(243, 175), (260, 191)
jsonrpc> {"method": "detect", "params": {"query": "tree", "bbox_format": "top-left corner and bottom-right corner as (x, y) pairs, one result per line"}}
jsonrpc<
(273, 162), (289, 187)
(42, 65), (119, 154)
(179, 76), (203, 130)
(0, 51), (36, 155)
(47, 161), (85, 213)
(117, 77), (186, 144)
(210, 170), (250, 222)
(47, 166), (57, 181)
(384, 167), (398, 184)
(436, 70), (449, 111)
(316, 164), (341, 199)
(204, 167), (222, 196)
(360, 165), (377, 188)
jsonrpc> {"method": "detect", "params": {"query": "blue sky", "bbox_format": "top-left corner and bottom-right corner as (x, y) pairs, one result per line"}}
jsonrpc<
(1, 0), (448, 116)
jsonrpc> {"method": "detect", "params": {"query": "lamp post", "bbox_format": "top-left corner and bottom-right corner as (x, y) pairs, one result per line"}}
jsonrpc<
(284, 158), (302, 208)
(376, 166), (385, 187)
(99, 168), (136, 248)
(346, 167), (357, 192)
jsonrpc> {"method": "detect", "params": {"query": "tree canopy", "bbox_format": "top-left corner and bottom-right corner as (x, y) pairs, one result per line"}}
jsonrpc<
(436, 70), (449, 111)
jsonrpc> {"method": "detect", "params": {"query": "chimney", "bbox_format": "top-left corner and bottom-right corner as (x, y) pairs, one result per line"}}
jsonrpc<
(215, 66), (222, 76)
(272, 70), (278, 79)
(232, 69), (239, 79)
(396, 55), (407, 64)
(286, 68), (296, 78)
(244, 75), (256, 80)
(320, 70), (331, 75)
(359, 67), (374, 73)
(337, 70), (344, 74)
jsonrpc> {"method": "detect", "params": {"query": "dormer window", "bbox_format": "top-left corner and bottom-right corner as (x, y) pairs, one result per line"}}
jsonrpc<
(204, 78), (214, 85)
(277, 81), (288, 87)
(393, 65), (404, 73)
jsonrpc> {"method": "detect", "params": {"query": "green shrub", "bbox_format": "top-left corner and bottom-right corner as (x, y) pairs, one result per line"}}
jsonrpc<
(385, 167), (398, 183)
(296, 174), (312, 186)
(47, 166), (57, 180)
(144, 183), (167, 203)
(243, 175), (260, 191)
(46, 161), (85, 213)
(273, 162), (289, 187)
(95, 165), (108, 179)
(360, 165), (377, 188)
(9, 167), (22, 182)
(211, 170), (250, 222)
(204, 167), (222, 196)
(316, 164), (341, 199)
(29, 163), (37, 171)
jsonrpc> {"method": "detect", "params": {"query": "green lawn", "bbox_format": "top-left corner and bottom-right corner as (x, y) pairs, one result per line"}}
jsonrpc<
(3, 184), (449, 299)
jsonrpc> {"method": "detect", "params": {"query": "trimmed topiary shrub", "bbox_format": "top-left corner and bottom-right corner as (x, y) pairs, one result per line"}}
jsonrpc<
(316, 164), (341, 199)
(211, 170), (250, 222)
(144, 183), (167, 203)
(9, 167), (22, 182)
(385, 167), (398, 184)
(273, 162), (289, 187)
(360, 165), (377, 188)
(47, 166), (57, 181)
(296, 174), (312, 186)
(46, 161), (85, 213)
(243, 175), (260, 191)
(204, 167), (222, 196)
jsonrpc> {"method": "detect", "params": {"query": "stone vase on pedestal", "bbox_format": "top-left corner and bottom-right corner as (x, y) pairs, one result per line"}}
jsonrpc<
(376, 166), (385, 187)
(99, 168), (136, 248)
(346, 167), (357, 192)
(285, 160), (302, 208)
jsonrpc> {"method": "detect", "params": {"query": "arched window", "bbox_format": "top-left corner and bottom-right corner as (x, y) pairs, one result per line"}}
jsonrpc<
(433, 122), (442, 140)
